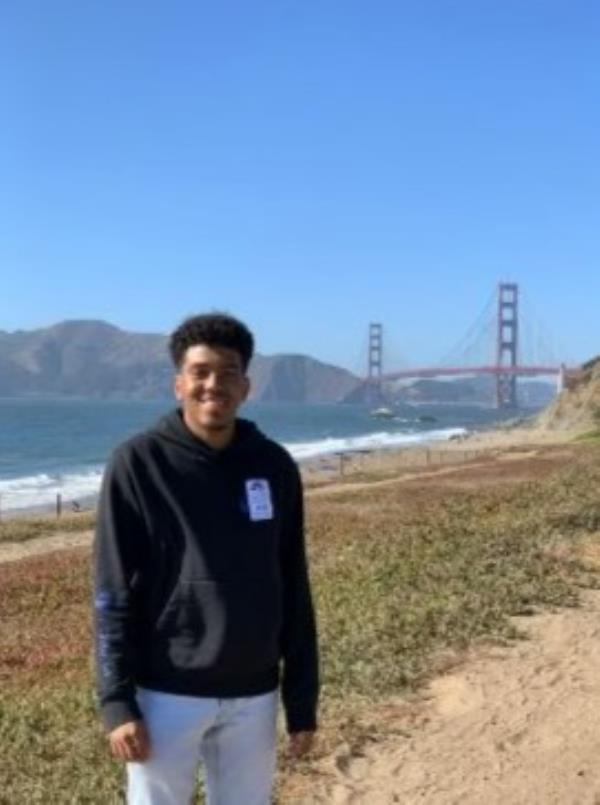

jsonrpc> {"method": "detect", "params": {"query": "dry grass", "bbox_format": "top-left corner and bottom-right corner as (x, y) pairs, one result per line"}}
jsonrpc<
(0, 511), (95, 544)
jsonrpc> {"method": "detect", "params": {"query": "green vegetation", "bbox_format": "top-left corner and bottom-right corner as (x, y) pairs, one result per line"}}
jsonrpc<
(574, 429), (600, 443)
(1, 446), (600, 802)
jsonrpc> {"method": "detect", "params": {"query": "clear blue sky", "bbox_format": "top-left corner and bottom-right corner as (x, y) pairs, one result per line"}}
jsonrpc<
(2, 1), (598, 373)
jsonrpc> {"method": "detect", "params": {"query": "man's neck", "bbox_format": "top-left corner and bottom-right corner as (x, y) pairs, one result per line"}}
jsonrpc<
(182, 412), (236, 450)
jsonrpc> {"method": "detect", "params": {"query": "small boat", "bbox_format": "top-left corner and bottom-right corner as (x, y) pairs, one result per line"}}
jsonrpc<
(370, 407), (395, 419)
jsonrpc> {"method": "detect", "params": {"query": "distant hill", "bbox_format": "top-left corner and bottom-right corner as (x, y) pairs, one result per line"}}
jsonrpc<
(402, 375), (555, 408)
(535, 356), (600, 432)
(0, 320), (360, 403)
(344, 374), (556, 408)
(251, 353), (360, 402)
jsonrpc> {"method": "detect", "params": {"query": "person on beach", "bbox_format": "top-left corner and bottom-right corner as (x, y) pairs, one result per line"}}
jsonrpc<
(93, 312), (319, 804)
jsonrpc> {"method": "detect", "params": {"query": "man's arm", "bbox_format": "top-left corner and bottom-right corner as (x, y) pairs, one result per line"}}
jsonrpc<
(93, 450), (146, 737)
(279, 461), (319, 748)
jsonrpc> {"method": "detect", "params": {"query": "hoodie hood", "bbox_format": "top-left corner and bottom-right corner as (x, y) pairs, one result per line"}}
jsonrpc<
(152, 408), (265, 459)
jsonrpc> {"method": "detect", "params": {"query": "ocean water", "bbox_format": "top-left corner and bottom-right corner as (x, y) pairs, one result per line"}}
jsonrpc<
(0, 398), (524, 513)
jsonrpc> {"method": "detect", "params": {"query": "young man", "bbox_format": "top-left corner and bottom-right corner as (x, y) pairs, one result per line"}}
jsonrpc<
(93, 313), (319, 805)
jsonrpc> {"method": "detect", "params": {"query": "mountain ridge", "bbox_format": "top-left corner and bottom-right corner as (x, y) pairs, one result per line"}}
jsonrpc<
(0, 320), (360, 402)
(0, 319), (558, 407)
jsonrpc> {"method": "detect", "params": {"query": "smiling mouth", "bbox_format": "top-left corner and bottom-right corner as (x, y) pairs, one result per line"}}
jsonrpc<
(198, 397), (229, 406)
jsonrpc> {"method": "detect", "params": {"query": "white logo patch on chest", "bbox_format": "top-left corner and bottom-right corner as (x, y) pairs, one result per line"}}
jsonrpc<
(245, 478), (274, 521)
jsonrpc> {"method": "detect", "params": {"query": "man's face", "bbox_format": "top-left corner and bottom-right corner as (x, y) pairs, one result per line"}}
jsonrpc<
(174, 344), (250, 436)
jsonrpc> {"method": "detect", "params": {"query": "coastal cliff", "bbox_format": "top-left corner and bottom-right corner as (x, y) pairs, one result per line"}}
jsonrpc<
(535, 355), (600, 432)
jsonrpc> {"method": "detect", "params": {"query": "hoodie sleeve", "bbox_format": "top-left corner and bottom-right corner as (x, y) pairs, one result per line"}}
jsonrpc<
(279, 460), (319, 733)
(93, 448), (146, 732)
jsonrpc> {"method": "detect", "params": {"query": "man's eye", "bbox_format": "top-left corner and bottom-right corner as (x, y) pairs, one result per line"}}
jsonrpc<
(189, 369), (240, 381)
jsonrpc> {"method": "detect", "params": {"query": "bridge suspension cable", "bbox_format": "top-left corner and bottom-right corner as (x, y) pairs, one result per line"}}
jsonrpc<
(519, 288), (570, 367)
(437, 287), (497, 368)
(363, 281), (573, 410)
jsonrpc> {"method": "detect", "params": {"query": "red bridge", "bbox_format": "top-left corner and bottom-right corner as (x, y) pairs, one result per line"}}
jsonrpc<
(365, 283), (578, 409)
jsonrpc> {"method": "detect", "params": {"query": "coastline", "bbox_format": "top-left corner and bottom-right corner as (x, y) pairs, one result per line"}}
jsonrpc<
(0, 397), (551, 518)
(300, 419), (576, 485)
(0, 419), (575, 526)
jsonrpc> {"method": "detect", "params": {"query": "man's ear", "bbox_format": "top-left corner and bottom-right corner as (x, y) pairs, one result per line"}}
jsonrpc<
(242, 376), (251, 401)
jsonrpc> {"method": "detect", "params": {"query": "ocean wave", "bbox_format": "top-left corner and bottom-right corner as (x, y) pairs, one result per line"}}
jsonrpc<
(0, 468), (104, 512)
(0, 427), (467, 512)
(284, 427), (467, 462)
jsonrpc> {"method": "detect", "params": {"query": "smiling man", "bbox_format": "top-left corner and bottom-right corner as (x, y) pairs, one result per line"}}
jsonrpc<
(93, 313), (319, 805)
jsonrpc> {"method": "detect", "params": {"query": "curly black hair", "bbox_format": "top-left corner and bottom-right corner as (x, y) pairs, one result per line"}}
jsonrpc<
(169, 312), (254, 371)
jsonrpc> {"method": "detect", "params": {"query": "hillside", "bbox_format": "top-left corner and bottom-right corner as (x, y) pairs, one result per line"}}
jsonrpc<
(251, 353), (359, 403)
(0, 321), (361, 403)
(400, 376), (554, 407)
(535, 356), (600, 431)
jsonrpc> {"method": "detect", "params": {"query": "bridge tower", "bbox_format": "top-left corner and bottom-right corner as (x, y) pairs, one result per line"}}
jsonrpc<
(368, 322), (383, 403)
(496, 282), (519, 409)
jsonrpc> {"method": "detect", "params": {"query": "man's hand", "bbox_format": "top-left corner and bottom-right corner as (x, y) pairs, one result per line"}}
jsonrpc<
(108, 719), (151, 763)
(288, 730), (315, 759)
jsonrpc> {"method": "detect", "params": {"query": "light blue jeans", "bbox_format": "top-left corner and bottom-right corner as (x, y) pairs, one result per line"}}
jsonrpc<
(127, 688), (278, 805)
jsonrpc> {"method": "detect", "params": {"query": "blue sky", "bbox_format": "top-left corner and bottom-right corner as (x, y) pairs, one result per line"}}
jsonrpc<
(1, 1), (598, 374)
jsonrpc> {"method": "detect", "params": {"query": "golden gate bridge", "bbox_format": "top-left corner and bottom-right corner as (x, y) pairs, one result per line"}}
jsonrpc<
(364, 283), (579, 409)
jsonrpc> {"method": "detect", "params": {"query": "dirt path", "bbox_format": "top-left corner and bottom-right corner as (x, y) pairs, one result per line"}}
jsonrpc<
(0, 530), (92, 564)
(306, 459), (497, 497)
(299, 589), (600, 804)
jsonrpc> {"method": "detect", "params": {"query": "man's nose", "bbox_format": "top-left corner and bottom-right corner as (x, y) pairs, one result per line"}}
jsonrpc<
(204, 371), (223, 389)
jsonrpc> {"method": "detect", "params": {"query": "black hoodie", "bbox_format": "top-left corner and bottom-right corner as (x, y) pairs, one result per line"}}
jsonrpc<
(93, 409), (318, 734)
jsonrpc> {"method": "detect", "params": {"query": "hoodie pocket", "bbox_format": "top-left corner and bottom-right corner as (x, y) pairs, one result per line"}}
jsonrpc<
(153, 578), (282, 675)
